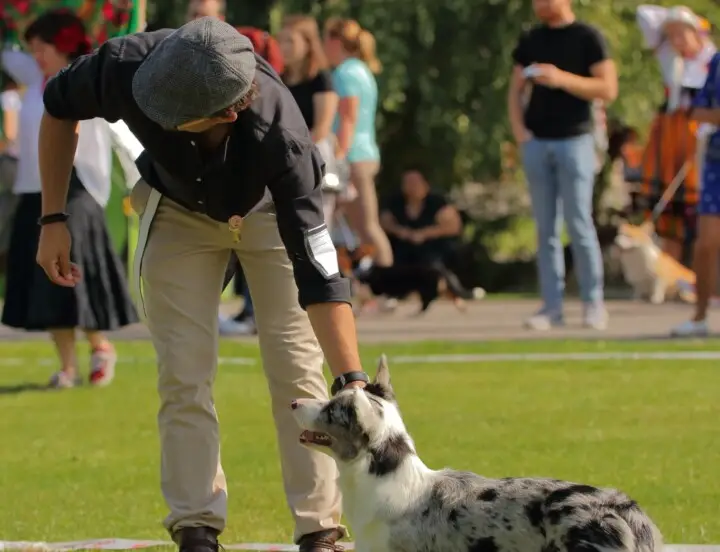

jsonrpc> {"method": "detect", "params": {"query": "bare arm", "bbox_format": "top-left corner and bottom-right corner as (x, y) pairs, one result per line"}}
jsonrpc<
(307, 302), (364, 379)
(691, 108), (720, 125)
(558, 59), (618, 103)
(336, 96), (359, 158)
(380, 210), (406, 237)
(39, 112), (80, 215)
(1, 106), (17, 149)
(420, 205), (462, 239)
(507, 65), (531, 144)
(311, 91), (338, 144)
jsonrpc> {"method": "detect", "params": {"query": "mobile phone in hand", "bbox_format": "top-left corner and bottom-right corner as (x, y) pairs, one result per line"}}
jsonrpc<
(523, 65), (543, 79)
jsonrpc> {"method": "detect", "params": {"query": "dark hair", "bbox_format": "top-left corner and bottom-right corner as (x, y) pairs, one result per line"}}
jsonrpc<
(211, 80), (260, 117)
(24, 9), (92, 62)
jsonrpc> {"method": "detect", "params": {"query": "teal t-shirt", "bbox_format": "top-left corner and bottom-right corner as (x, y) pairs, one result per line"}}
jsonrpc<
(332, 58), (380, 163)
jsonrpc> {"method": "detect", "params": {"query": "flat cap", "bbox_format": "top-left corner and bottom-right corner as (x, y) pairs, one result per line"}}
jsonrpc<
(132, 17), (256, 129)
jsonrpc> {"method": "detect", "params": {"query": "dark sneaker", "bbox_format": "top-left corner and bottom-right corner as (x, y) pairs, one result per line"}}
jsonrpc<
(298, 528), (345, 552)
(174, 527), (220, 552)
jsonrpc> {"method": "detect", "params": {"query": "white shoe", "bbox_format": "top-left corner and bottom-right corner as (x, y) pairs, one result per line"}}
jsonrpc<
(583, 303), (609, 330)
(670, 319), (709, 337)
(219, 315), (256, 336)
(524, 309), (564, 331)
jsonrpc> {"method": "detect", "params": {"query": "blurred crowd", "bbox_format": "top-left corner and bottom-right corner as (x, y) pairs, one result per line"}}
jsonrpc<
(0, 0), (718, 380)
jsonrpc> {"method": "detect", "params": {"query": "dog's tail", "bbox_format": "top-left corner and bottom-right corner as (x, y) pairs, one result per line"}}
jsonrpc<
(608, 501), (664, 552)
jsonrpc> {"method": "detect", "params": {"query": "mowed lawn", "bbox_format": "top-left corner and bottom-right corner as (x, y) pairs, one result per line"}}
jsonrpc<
(0, 339), (718, 546)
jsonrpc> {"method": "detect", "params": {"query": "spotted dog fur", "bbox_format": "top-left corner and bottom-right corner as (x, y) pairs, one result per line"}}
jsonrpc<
(290, 356), (663, 552)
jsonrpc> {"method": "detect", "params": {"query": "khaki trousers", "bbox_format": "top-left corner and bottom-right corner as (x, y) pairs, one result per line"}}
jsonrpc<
(130, 180), (343, 542)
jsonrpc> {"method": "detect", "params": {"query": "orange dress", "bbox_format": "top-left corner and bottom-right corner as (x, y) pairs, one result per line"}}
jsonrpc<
(640, 105), (700, 243)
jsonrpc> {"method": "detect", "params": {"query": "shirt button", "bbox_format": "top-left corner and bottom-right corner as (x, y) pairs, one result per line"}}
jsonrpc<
(198, 200), (203, 205)
(190, 141), (196, 146)
(196, 178), (201, 182)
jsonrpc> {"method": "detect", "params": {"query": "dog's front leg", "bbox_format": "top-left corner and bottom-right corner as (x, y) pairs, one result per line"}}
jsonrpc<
(650, 277), (667, 304)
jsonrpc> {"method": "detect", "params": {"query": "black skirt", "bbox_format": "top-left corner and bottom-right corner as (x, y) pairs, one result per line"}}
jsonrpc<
(1, 173), (139, 332)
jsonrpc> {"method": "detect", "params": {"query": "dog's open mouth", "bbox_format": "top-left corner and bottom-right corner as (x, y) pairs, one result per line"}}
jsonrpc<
(299, 430), (332, 446)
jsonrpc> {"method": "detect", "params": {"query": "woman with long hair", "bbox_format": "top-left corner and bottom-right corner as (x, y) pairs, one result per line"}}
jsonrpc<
(1, 10), (138, 388)
(279, 15), (339, 224)
(323, 18), (393, 269)
(636, 5), (716, 263)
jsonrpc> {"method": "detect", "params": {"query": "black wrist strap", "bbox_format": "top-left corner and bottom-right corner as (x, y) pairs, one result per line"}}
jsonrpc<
(38, 212), (69, 226)
(331, 371), (369, 396)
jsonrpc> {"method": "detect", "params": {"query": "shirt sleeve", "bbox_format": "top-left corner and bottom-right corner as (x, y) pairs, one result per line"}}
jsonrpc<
(333, 64), (364, 98)
(693, 54), (720, 110)
(585, 25), (610, 68)
(511, 31), (530, 67)
(43, 39), (124, 122)
(312, 70), (335, 94)
(1, 49), (44, 87)
(266, 137), (352, 309)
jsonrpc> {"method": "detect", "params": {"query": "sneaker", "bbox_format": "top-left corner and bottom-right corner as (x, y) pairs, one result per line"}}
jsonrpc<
(48, 371), (81, 389)
(89, 343), (117, 386)
(670, 319), (709, 337)
(524, 308), (564, 331)
(218, 314), (257, 336)
(174, 527), (220, 552)
(583, 303), (609, 330)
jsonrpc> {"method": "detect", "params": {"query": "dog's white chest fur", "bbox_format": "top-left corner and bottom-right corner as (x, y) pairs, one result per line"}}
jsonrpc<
(615, 233), (670, 304)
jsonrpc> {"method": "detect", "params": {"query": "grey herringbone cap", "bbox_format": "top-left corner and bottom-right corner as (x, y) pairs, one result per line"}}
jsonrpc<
(132, 17), (256, 129)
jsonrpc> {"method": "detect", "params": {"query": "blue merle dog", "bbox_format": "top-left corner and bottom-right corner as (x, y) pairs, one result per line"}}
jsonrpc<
(290, 356), (663, 552)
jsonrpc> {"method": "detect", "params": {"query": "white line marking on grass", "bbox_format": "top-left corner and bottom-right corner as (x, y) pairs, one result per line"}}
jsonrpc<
(0, 541), (716, 552)
(2, 351), (720, 370)
(388, 351), (720, 363)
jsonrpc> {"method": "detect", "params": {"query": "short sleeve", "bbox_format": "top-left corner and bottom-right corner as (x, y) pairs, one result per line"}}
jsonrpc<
(585, 25), (610, 68)
(511, 31), (531, 67)
(311, 70), (334, 94)
(333, 64), (364, 98)
(693, 54), (720, 109)
(0, 90), (21, 112)
(425, 193), (449, 218)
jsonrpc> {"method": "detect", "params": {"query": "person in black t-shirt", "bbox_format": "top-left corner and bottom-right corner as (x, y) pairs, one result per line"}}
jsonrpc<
(380, 169), (462, 267)
(278, 16), (337, 143)
(508, 0), (617, 331)
(279, 16), (340, 223)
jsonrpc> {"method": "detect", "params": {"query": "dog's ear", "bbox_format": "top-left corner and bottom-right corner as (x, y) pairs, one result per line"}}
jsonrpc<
(374, 354), (391, 387)
(365, 354), (395, 401)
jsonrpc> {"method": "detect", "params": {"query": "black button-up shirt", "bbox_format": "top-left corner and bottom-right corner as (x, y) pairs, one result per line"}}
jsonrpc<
(43, 29), (351, 309)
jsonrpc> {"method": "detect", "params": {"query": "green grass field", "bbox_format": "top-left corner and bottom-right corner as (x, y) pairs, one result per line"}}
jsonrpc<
(0, 339), (718, 546)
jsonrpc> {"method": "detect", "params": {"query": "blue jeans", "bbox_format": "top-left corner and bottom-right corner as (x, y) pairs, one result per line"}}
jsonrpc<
(521, 134), (604, 312)
(242, 283), (254, 317)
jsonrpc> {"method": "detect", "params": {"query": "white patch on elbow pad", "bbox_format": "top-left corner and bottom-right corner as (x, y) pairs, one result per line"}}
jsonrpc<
(304, 225), (340, 278)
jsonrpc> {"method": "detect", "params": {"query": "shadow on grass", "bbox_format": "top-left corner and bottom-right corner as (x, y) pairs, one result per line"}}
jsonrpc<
(0, 382), (51, 395)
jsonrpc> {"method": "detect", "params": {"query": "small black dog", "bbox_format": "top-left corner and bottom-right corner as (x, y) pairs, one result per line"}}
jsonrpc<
(355, 259), (485, 313)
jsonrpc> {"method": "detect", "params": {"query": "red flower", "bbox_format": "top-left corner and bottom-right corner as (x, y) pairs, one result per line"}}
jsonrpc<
(12, 0), (30, 15)
(102, 2), (115, 20)
(54, 25), (89, 55)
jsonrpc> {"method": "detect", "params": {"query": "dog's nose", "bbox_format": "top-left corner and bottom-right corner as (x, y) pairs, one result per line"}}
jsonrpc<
(291, 400), (298, 410)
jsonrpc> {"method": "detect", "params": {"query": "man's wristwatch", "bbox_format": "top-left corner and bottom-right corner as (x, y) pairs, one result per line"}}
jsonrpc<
(331, 371), (369, 396)
(38, 212), (70, 226)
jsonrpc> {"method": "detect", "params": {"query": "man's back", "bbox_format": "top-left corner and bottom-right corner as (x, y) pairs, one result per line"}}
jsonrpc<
(512, 22), (608, 139)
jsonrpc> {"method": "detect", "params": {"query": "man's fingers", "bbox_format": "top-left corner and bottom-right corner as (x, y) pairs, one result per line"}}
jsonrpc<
(58, 253), (73, 280)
